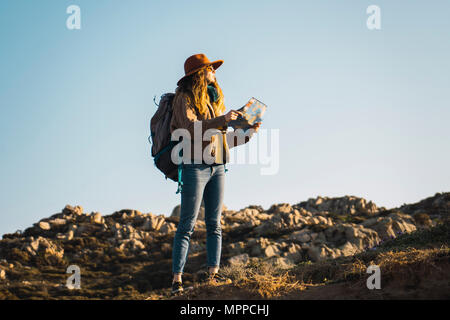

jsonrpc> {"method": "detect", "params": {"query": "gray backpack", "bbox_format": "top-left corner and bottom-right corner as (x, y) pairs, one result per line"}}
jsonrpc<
(148, 93), (180, 184)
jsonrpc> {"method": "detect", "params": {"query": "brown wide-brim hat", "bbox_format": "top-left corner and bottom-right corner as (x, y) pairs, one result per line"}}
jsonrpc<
(177, 53), (223, 86)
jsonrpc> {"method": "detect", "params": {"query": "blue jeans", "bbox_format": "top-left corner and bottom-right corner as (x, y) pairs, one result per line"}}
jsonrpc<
(172, 163), (225, 274)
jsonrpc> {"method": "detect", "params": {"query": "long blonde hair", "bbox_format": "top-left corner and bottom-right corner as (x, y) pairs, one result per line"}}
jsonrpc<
(175, 66), (226, 117)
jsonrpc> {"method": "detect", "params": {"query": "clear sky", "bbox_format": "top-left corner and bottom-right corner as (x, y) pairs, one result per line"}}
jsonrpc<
(1, 0), (449, 237)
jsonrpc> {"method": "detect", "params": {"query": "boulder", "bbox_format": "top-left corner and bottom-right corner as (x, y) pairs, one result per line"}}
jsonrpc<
(284, 243), (303, 263)
(90, 212), (104, 224)
(307, 244), (337, 262)
(228, 241), (246, 255)
(38, 222), (51, 231)
(23, 236), (64, 260)
(142, 216), (166, 232)
(159, 222), (176, 235)
(63, 205), (83, 216)
(268, 203), (292, 215)
(119, 239), (145, 252)
(266, 256), (294, 269)
(65, 230), (74, 241)
(263, 245), (280, 258)
(289, 229), (311, 243)
(362, 217), (396, 240)
(228, 253), (250, 266)
(296, 196), (380, 216)
(249, 238), (271, 257)
(49, 218), (67, 227)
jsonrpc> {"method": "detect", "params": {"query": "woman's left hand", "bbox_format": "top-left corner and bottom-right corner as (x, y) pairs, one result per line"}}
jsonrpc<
(249, 122), (262, 132)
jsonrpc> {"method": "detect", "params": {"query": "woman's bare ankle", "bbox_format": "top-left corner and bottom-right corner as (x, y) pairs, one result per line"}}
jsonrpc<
(173, 273), (182, 283)
(208, 266), (219, 274)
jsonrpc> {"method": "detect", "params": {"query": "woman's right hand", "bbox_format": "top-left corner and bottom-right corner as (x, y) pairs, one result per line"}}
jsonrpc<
(224, 110), (244, 123)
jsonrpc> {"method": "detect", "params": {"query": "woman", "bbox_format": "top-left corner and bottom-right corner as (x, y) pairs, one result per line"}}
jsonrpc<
(169, 53), (261, 294)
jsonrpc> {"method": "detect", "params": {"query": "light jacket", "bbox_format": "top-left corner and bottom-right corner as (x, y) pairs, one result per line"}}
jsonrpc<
(170, 92), (255, 164)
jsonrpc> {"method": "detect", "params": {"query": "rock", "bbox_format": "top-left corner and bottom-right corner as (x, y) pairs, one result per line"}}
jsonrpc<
(307, 244), (336, 262)
(118, 239), (145, 252)
(90, 212), (104, 225)
(112, 223), (121, 232)
(266, 257), (295, 269)
(253, 215), (287, 236)
(63, 205), (83, 216)
(392, 219), (416, 234)
(75, 224), (99, 237)
(310, 217), (320, 225)
(159, 222), (176, 235)
(363, 217), (396, 240)
(123, 225), (140, 239)
(66, 230), (74, 241)
(56, 233), (66, 240)
(148, 216), (166, 231)
(130, 239), (145, 251)
(313, 232), (327, 245)
(24, 236), (64, 260)
(296, 196), (380, 216)
(340, 224), (380, 250)
(39, 237), (64, 259)
(30, 238), (40, 251)
(248, 238), (271, 257)
(363, 213), (416, 241)
(115, 209), (142, 219)
(263, 245), (280, 258)
(49, 218), (67, 226)
(388, 212), (417, 234)
(284, 243), (303, 263)
(289, 229), (311, 243)
(398, 192), (450, 218)
(38, 222), (51, 231)
(324, 226), (346, 244)
(268, 203), (292, 214)
(228, 242), (245, 255)
(228, 253), (250, 266)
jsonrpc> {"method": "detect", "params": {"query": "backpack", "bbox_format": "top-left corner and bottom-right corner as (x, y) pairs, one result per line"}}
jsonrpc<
(148, 93), (181, 185)
(148, 92), (229, 194)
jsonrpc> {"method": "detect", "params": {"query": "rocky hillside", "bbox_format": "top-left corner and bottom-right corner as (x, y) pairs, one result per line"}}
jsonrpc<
(0, 193), (448, 299)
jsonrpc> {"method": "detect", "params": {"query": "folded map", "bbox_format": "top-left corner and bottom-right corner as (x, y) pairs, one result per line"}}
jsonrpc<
(228, 97), (267, 130)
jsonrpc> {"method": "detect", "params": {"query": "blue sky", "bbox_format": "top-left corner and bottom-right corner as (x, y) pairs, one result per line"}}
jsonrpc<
(1, 0), (449, 237)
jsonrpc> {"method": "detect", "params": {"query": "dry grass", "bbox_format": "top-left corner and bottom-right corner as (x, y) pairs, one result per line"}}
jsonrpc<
(289, 246), (450, 287)
(219, 260), (306, 298)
